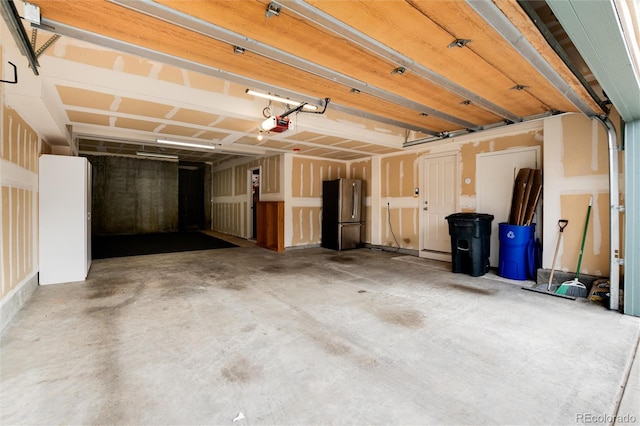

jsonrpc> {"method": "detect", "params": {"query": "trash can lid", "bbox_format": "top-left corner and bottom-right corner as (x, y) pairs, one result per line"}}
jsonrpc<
(446, 213), (494, 221)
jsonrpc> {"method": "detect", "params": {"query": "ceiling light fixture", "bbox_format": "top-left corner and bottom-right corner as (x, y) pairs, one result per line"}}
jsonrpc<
(245, 89), (318, 111)
(350, 88), (361, 94)
(156, 139), (216, 150)
(233, 46), (245, 54)
(257, 131), (264, 141)
(510, 85), (530, 91)
(136, 151), (179, 160)
(391, 66), (406, 75)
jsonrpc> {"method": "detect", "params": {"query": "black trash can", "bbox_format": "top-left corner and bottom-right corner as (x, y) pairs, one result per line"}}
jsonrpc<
(445, 213), (494, 277)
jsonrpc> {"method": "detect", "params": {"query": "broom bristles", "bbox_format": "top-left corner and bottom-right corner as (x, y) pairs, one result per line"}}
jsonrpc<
(556, 279), (588, 297)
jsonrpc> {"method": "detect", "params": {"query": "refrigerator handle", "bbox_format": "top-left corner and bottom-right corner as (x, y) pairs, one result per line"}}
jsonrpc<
(351, 182), (357, 219)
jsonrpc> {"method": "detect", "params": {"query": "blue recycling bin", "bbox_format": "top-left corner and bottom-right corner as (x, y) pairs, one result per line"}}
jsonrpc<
(498, 223), (535, 280)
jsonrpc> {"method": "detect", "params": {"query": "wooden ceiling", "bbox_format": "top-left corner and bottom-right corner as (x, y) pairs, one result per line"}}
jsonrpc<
(23, 0), (605, 162)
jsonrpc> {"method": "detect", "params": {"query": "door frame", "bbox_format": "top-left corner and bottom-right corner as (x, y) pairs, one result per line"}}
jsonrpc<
(247, 166), (261, 240)
(476, 146), (541, 267)
(419, 151), (460, 261)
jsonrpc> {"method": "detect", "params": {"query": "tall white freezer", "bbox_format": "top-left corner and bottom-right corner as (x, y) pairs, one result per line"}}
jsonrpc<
(39, 155), (92, 285)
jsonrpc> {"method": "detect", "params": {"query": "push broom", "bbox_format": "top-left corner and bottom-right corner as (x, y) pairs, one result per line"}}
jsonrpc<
(556, 197), (592, 298)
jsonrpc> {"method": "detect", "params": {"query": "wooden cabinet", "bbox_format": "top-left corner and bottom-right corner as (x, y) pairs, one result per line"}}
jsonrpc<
(256, 201), (284, 252)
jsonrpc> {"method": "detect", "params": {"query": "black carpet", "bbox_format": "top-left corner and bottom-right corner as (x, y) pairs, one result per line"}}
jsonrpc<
(92, 232), (238, 259)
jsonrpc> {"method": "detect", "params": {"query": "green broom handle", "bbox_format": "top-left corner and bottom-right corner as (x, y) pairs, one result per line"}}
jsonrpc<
(575, 197), (592, 279)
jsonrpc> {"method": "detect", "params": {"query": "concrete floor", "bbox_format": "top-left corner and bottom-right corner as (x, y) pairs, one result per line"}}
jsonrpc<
(1, 241), (639, 425)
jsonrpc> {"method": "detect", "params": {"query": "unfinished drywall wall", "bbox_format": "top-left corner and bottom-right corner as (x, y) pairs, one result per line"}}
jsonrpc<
(211, 154), (283, 238)
(543, 113), (618, 276)
(562, 114), (610, 177)
(229, 155), (282, 197)
(87, 155), (179, 235)
(560, 193), (609, 276)
(380, 152), (421, 250)
(375, 124), (543, 254)
(288, 156), (347, 246)
(291, 157), (346, 198)
(291, 206), (323, 246)
(0, 103), (40, 329)
(350, 158), (372, 243)
(460, 130), (543, 198)
(213, 153), (373, 248)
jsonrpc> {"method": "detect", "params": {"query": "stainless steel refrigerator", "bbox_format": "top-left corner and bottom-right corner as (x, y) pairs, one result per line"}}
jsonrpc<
(322, 178), (363, 250)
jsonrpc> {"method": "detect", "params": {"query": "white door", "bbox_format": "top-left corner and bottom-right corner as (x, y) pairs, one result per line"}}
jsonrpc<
(476, 148), (540, 267)
(420, 153), (458, 261)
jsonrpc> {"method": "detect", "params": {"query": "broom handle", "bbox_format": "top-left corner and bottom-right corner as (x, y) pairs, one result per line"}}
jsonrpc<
(575, 197), (592, 279)
(548, 220), (568, 289)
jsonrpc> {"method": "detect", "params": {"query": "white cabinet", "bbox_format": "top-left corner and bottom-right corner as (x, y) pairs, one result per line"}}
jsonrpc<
(39, 155), (92, 285)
